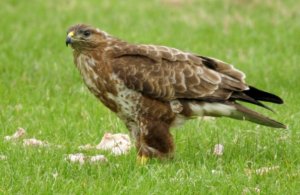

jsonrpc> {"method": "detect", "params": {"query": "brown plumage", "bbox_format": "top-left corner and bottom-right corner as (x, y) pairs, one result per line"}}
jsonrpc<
(66, 24), (286, 159)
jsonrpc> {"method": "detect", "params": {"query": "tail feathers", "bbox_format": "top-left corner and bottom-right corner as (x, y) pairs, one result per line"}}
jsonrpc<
(230, 103), (286, 129)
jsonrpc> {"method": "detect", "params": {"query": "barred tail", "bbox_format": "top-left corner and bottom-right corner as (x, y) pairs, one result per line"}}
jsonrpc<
(230, 103), (286, 129)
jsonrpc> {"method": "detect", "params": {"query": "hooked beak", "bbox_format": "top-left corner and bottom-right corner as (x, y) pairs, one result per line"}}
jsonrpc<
(66, 31), (74, 46)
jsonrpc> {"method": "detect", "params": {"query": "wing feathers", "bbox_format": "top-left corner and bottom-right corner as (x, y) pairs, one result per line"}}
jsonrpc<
(110, 43), (248, 101)
(244, 86), (284, 104)
(199, 56), (246, 82)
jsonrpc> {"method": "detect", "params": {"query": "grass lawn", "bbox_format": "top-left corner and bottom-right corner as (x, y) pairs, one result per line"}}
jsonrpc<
(1, 0), (300, 194)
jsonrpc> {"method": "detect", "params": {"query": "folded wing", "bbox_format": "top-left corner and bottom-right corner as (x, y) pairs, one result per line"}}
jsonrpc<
(110, 43), (248, 101)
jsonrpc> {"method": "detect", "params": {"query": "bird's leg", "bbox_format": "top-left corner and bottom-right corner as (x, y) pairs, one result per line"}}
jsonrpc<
(136, 119), (174, 162)
(137, 155), (149, 165)
(124, 121), (149, 164)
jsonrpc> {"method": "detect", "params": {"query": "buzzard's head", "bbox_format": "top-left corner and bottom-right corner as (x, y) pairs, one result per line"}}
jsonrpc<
(66, 24), (108, 50)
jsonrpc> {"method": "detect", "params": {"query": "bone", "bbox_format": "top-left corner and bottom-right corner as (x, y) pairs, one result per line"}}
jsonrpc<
(0, 155), (7, 161)
(90, 155), (108, 163)
(4, 127), (26, 141)
(65, 153), (108, 164)
(213, 144), (224, 156)
(65, 153), (86, 165)
(23, 138), (49, 147)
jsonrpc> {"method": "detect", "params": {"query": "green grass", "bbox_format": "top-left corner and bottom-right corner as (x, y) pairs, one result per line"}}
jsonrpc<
(1, 0), (300, 194)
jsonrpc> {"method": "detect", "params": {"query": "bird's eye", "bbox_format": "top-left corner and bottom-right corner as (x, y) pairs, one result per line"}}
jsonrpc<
(83, 30), (91, 37)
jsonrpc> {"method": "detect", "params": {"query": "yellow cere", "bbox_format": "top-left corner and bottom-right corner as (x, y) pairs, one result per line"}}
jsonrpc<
(67, 31), (74, 37)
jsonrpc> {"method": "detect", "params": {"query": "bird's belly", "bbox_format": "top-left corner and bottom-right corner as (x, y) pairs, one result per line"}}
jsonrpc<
(106, 80), (142, 121)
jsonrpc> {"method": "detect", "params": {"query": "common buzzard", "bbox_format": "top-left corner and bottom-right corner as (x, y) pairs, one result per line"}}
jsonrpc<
(66, 24), (285, 161)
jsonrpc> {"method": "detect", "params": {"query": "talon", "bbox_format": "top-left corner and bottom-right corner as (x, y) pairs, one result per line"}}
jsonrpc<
(137, 155), (148, 165)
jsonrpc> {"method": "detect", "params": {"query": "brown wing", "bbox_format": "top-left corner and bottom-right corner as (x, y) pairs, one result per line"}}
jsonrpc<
(109, 43), (248, 101)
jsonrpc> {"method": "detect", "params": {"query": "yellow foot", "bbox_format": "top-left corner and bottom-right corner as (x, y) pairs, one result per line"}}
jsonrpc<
(137, 155), (149, 165)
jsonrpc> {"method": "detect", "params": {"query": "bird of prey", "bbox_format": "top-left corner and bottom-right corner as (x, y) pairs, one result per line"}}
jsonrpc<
(66, 24), (286, 161)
